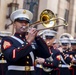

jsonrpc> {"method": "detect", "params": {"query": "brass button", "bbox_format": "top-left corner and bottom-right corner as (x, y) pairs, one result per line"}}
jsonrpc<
(25, 66), (30, 71)
(40, 65), (42, 68)
(26, 61), (29, 64)
(48, 62), (50, 64)
(18, 47), (20, 49)
(59, 64), (62, 67)
(27, 56), (29, 59)
(26, 42), (28, 44)
(22, 45), (24, 47)
(20, 35), (22, 37)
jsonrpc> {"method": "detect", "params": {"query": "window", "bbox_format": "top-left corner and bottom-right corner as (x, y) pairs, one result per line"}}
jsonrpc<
(64, 9), (69, 22)
(23, 0), (39, 23)
(64, 9), (69, 29)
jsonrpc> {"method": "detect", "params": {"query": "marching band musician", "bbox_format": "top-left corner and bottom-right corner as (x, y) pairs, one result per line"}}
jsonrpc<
(0, 34), (8, 75)
(0, 27), (10, 75)
(1, 9), (51, 75)
(0, 52), (7, 75)
(58, 38), (73, 75)
(35, 29), (61, 75)
(59, 38), (71, 53)
(69, 39), (76, 75)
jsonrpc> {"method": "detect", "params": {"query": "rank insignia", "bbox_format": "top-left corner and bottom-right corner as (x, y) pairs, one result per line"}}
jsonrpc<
(56, 55), (61, 60)
(3, 41), (11, 49)
(13, 49), (16, 58)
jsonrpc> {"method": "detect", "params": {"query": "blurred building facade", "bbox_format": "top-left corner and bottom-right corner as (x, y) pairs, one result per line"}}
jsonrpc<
(0, 0), (76, 38)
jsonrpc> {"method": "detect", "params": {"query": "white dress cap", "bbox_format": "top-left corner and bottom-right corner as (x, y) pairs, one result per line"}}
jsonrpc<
(40, 29), (57, 39)
(70, 39), (76, 44)
(60, 38), (70, 44)
(10, 9), (33, 22)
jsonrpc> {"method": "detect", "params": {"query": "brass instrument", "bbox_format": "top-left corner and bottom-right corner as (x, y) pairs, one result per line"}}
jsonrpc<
(5, 9), (68, 33)
(28, 9), (68, 31)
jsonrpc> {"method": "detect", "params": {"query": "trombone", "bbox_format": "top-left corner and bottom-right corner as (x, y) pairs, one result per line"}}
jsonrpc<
(5, 9), (68, 33)
(28, 9), (68, 31)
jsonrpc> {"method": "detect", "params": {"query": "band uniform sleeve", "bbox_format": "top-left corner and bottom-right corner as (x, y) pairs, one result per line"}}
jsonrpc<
(43, 56), (60, 68)
(42, 51), (61, 68)
(35, 36), (51, 58)
(1, 37), (33, 62)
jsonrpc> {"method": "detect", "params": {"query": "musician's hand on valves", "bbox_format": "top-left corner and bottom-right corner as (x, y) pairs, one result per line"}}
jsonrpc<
(35, 57), (45, 64)
(26, 28), (38, 43)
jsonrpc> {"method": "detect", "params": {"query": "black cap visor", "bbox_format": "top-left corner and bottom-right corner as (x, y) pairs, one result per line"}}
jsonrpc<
(71, 43), (76, 45)
(45, 36), (54, 39)
(14, 18), (30, 23)
(62, 43), (69, 46)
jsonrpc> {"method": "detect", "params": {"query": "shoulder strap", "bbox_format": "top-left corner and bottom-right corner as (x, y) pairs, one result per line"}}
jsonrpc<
(60, 55), (67, 64)
(11, 36), (24, 44)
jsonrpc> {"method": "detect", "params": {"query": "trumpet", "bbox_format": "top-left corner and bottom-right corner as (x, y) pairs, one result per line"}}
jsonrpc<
(28, 9), (68, 31)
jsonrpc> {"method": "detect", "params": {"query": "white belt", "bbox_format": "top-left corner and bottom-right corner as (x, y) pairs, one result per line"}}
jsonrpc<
(59, 64), (70, 68)
(8, 65), (34, 71)
(36, 64), (42, 68)
(0, 60), (7, 63)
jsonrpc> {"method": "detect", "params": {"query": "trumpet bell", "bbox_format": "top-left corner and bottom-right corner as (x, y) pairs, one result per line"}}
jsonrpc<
(40, 9), (56, 28)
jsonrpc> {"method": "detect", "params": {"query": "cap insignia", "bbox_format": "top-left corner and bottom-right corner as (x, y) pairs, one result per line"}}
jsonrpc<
(23, 10), (26, 14)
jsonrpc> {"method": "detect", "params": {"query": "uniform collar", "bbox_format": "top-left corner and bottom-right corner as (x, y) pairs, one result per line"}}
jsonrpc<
(14, 32), (28, 38)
